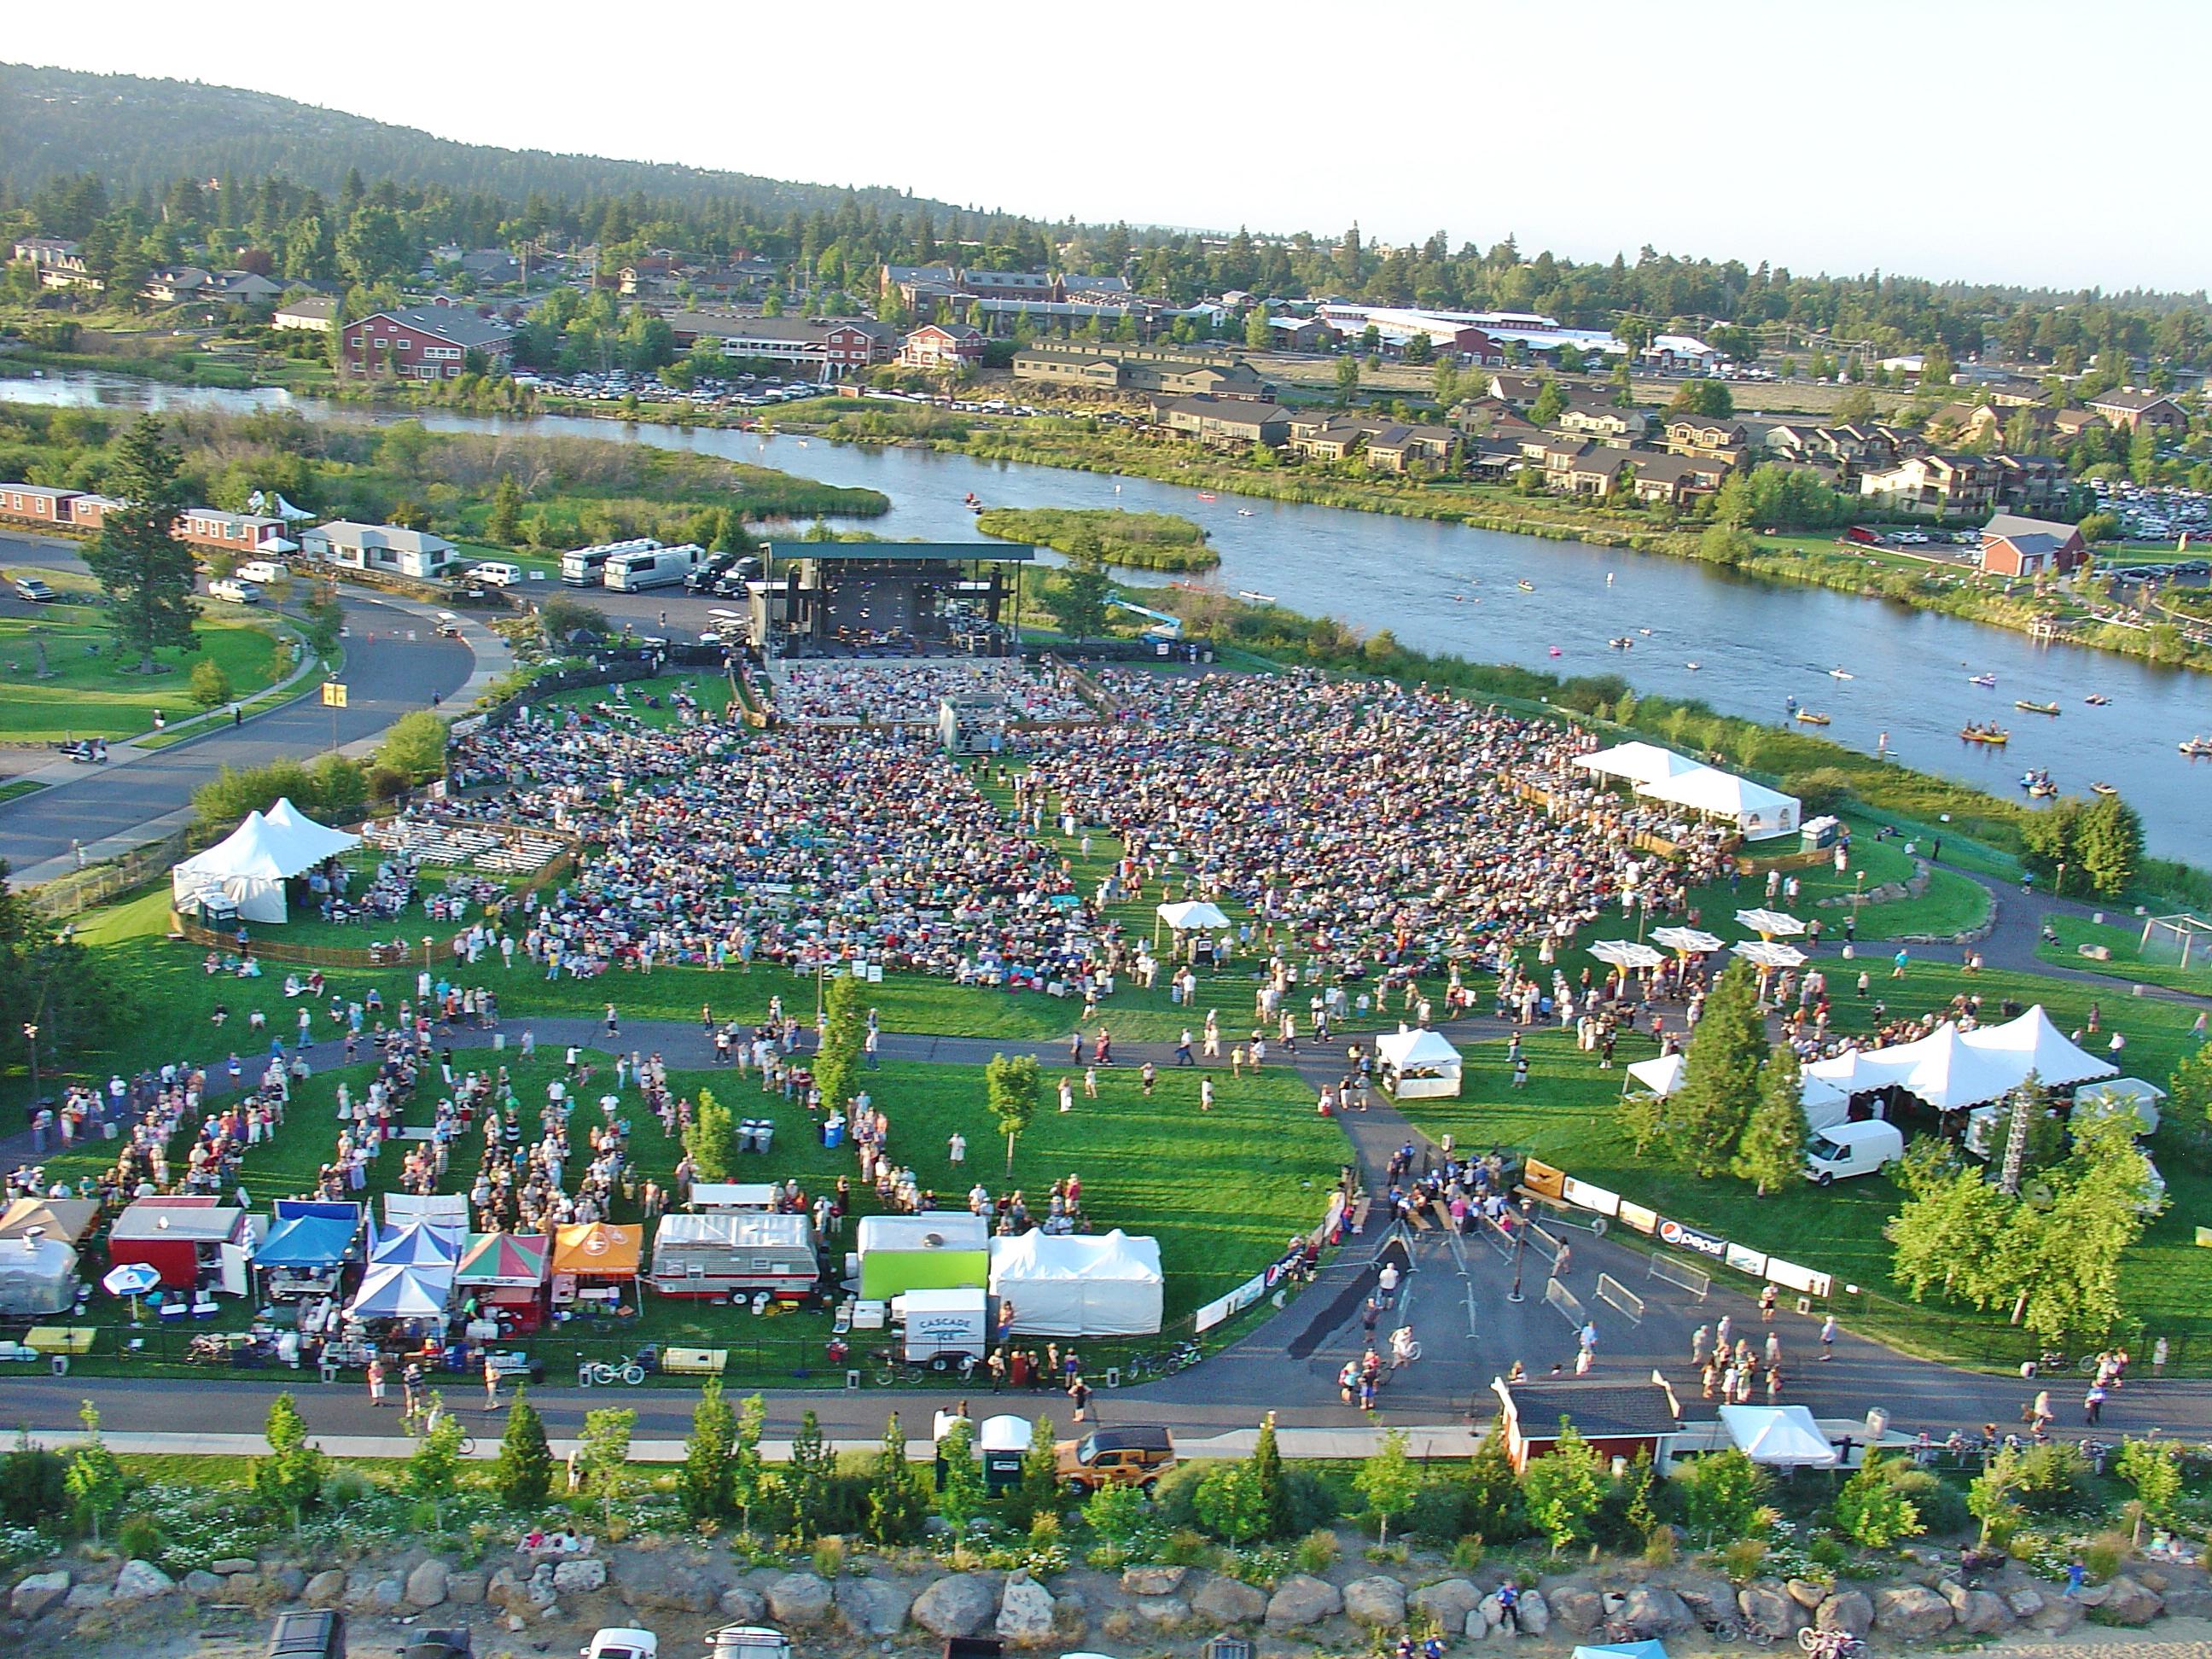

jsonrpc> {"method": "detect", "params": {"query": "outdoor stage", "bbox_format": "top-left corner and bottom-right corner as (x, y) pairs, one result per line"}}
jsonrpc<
(750, 542), (1035, 659)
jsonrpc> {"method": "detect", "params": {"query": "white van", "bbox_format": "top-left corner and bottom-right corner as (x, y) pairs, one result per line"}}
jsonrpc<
(1803, 1120), (1904, 1185)
(236, 559), (286, 584)
(207, 578), (263, 604)
(469, 562), (524, 587)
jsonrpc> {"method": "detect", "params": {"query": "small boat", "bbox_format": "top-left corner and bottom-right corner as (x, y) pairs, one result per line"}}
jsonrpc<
(1969, 673), (1997, 688)
(1548, 645), (1563, 657)
(2181, 736), (2212, 758)
(1796, 711), (1832, 726)
(2015, 700), (2060, 716)
(2028, 781), (2058, 799)
(1830, 667), (1854, 680)
(1237, 508), (1254, 517)
(2091, 782), (2117, 796)
(1960, 726), (2011, 745)
(1637, 627), (1652, 636)
(1517, 579), (1535, 592)
(1198, 492), (1217, 503)
(1608, 637), (1631, 649)
(2084, 693), (2110, 706)
(1685, 661), (1701, 671)
(1237, 590), (1277, 604)
(963, 492), (980, 507)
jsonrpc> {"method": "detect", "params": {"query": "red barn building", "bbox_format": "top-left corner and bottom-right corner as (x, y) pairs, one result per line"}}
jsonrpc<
(1492, 1376), (1683, 1474)
(341, 303), (515, 381)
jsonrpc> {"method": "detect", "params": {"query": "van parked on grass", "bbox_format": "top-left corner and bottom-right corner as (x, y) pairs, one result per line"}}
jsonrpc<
(1803, 1119), (1904, 1185)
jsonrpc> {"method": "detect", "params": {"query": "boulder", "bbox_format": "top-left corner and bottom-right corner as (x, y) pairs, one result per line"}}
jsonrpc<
(1784, 1579), (1828, 1611)
(266, 1566), (307, 1600)
(1121, 1565), (1190, 1597)
(2031, 1595), (2081, 1634)
(1618, 1586), (1692, 1638)
(553, 1558), (608, 1597)
(63, 1585), (110, 1611)
(2004, 1587), (2046, 1621)
(1051, 1587), (1087, 1639)
(1546, 1583), (1602, 1636)
(1412, 1578), (1483, 1629)
(1475, 1595), (1505, 1634)
(614, 1551), (717, 1615)
(111, 1560), (176, 1603)
(211, 1559), (258, 1578)
(448, 1573), (486, 1607)
(305, 1570), (347, 1609)
(835, 1576), (911, 1639)
(1190, 1574), (1267, 1625)
(764, 1571), (830, 1627)
(2100, 1575), (2163, 1626)
(1132, 1596), (1190, 1628)
(182, 1570), (225, 1600)
(1871, 1585), (1953, 1639)
(1738, 1584), (1805, 1638)
(1343, 1575), (1408, 1628)
(1517, 1589), (1551, 1638)
(1940, 1584), (2012, 1634)
(914, 1574), (996, 1639)
(996, 1572), (1057, 1647)
(1265, 1575), (1343, 1629)
(12, 1572), (70, 1619)
(406, 1560), (450, 1610)
(366, 1578), (405, 1613)
(719, 1587), (766, 1621)
(1816, 1590), (1874, 1637)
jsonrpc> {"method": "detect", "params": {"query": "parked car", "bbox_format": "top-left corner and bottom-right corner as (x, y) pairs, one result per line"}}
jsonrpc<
(469, 562), (524, 587)
(208, 578), (264, 604)
(11, 576), (55, 602)
(581, 1631), (657, 1659)
(236, 559), (287, 584)
(1055, 1424), (1175, 1495)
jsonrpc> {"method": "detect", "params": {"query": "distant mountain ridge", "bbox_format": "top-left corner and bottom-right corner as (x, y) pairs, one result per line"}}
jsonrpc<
(0, 61), (980, 222)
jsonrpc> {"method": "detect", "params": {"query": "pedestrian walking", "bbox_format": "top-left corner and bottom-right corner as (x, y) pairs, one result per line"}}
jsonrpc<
(1760, 1284), (1778, 1320)
(1068, 1373), (1092, 1423)
(367, 1355), (388, 1407)
(1692, 1323), (1709, 1365)
(604, 1002), (620, 1038)
(1377, 1259), (1400, 1307)
(2083, 1382), (2106, 1425)
(484, 1353), (500, 1412)
(2153, 1335), (2169, 1376)
(1552, 1241), (1571, 1278)
(1819, 1314), (1837, 1359)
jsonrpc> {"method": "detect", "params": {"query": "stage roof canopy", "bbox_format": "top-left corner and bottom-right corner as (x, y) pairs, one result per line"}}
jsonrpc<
(767, 542), (1037, 563)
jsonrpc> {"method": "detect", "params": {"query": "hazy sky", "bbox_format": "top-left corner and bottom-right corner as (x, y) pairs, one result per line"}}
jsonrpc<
(10, 1), (2202, 292)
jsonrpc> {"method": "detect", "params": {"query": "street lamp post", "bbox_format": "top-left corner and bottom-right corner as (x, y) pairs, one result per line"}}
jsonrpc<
(21, 1022), (38, 1114)
(1506, 1198), (1532, 1304)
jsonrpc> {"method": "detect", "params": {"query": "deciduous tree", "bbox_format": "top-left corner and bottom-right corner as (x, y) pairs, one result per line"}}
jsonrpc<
(1521, 1420), (1606, 1553)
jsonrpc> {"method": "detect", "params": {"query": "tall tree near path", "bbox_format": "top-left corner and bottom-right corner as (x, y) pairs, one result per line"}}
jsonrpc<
(1674, 961), (1765, 1176)
(84, 415), (198, 672)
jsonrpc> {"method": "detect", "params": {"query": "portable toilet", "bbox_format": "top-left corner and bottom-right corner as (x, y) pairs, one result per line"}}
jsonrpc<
(978, 1414), (1032, 1493)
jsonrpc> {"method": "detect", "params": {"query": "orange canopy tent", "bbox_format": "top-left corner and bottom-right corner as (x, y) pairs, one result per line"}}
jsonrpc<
(550, 1222), (643, 1309)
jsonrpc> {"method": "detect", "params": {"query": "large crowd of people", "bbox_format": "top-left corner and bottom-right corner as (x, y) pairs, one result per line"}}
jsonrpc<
(770, 659), (1094, 726)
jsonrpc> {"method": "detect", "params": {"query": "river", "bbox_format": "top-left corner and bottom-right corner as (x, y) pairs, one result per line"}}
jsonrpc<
(7, 370), (2210, 866)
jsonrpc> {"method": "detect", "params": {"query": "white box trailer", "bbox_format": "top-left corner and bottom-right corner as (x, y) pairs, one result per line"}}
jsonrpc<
(892, 1287), (988, 1365)
(649, 1212), (818, 1301)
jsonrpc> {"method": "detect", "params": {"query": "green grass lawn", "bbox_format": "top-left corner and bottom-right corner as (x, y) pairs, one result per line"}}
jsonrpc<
(0, 604), (287, 740)
(1395, 957), (2212, 1371)
(2036, 913), (2212, 997)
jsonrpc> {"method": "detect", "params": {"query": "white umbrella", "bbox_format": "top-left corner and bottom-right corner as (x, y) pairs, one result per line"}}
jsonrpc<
(1734, 908), (1807, 939)
(1590, 940), (1666, 969)
(102, 1260), (162, 1322)
(1651, 925), (1723, 955)
(1732, 940), (1808, 969)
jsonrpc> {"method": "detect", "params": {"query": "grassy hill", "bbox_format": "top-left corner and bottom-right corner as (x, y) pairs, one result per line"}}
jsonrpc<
(0, 61), (973, 224)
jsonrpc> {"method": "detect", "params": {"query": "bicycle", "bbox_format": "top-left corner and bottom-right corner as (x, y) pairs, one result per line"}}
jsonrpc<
(1798, 1629), (1866, 1658)
(585, 1347), (655, 1387)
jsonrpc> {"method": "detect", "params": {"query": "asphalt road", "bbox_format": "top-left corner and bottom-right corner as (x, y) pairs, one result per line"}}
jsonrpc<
(0, 533), (473, 875)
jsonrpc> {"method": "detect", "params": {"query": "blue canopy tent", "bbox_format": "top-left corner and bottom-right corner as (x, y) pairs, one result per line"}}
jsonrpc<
(257, 1211), (360, 1301)
(1575, 1644), (1670, 1659)
(346, 1261), (455, 1322)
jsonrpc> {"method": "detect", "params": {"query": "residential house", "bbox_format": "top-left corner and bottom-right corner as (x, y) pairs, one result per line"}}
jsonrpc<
(300, 521), (458, 580)
(1638, 334), (1722, 373)
(1662, 414), (1749, 460)
(1266, 315), (1336, 350)
(1153, 395), (1291, 449)
(1364, 425), (1458, 474)
(10, 236), (79, 270)
(615, 255), (677, 296)
(1978, 511), (2085, 578)
(1289, 419), (1370, 462)
(1012, 348), (1273, 399)
(1931, 401), (2007, 447)
(1010, 348), (1126, 392)
(0, 484), (82, 527)
(1540, 439), (1623, 495)
(1554, 400), (1647, 445)
(143, 267), (213, 304)
(2052, 408), (2107, 439)
(1061, 274), (1132, 305)
(1858, 452), (1999, 519)
(31, 243), (100, 291)
(1627, 452), (1731, 507)
(457, 248), (521, 285)
(1463, 439), (1522, 480)
(178, 508), (291, 556)
(341, 303), (515, 381)
(882, 264), (958, 310)
(1992, 454), (2070, 515)
(210, 271), (283, 306)
(272, 295), (339, 333)
(660, 313), (894, 376)
(956, 270), (1057, 302)
(898, 323), (985, 370)
(1488, 374), (1545, 408)
(2087, 388), (2187, 434)
(1492, 1377), (1681, 1475)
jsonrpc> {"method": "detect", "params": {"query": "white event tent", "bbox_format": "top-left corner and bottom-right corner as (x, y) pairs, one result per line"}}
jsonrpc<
(988, 1230), (1164, 1337)
(1375, 1026), (1464, 1098)
(172, 802), (362, 924)
(1638, 766), (1801, 841)
(1805, 1006), (2114, 1114)
(1715, 1405), (1839, 1468)
(1626, 1050), (1849, 1127)
(1573, 742), (1704, 786)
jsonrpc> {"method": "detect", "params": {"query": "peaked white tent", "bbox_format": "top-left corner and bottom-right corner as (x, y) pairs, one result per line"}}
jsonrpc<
(1717, 1404), (1838, 1468)
(988, 1229), (1164, 1337)
(1637, 766), (1801, 841)
(1573, 742), (1703, 786)
(1626, 1053), (1687, 1097)
(1963, 1005), (2116, 1089)
(347, 1260), (454, 1321)
(1156, 899), (1230, 932)
(1375, 1026), (1464, 1098)
(262, 797), (362, 864)
(172, 812), (294, 923)
(1807, 1005), (2115, 1115)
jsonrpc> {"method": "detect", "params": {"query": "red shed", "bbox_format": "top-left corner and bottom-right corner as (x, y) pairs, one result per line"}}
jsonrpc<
(1491, 1374), (1682, 1474)
(108, 1198), (248, 1290)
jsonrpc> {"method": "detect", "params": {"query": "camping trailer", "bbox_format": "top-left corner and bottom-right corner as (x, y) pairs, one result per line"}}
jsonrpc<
(649, 1213), (819, 1301)
(0, 1234), (78, 1318)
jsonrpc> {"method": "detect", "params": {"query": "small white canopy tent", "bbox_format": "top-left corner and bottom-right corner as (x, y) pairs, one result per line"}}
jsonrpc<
(988, 1230), (1164, 1337)
(1638, 766), (1801, 841)
(1626, 1053), (1686, 1097)
(2074, 1078), (2163, 1136)
(171, 812), (292, 923)
(1573, 742), (1703, 786)
(1631, 1051), (1848, 1126)
(1156, 899), (1229, 932)
(1374, 1026), (1464, 1099)
(1717, 1404), (1839, 1468)
(262, 797), (362, 864)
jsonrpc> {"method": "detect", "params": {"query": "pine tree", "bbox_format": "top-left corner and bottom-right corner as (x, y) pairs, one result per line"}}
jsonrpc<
(254, 1394), (328, 1532)
(731, 1393), (768, 1538)
(1252, 1411), (1289, 1540)
(84, 415), (198, 672)
(934, 1417), (987, 1536)
(1004, 1413), (1060, 1531)
(1732, 1044), (1810, 1194)
(486, 474), (524, 545)
(1674, 962), (1766, 1177)
(866, 1412), (930, 1545)
(787, 1409), (835, 1539)
(679, 1378), (736, 1522)
(493, 1390), (555, 1510)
